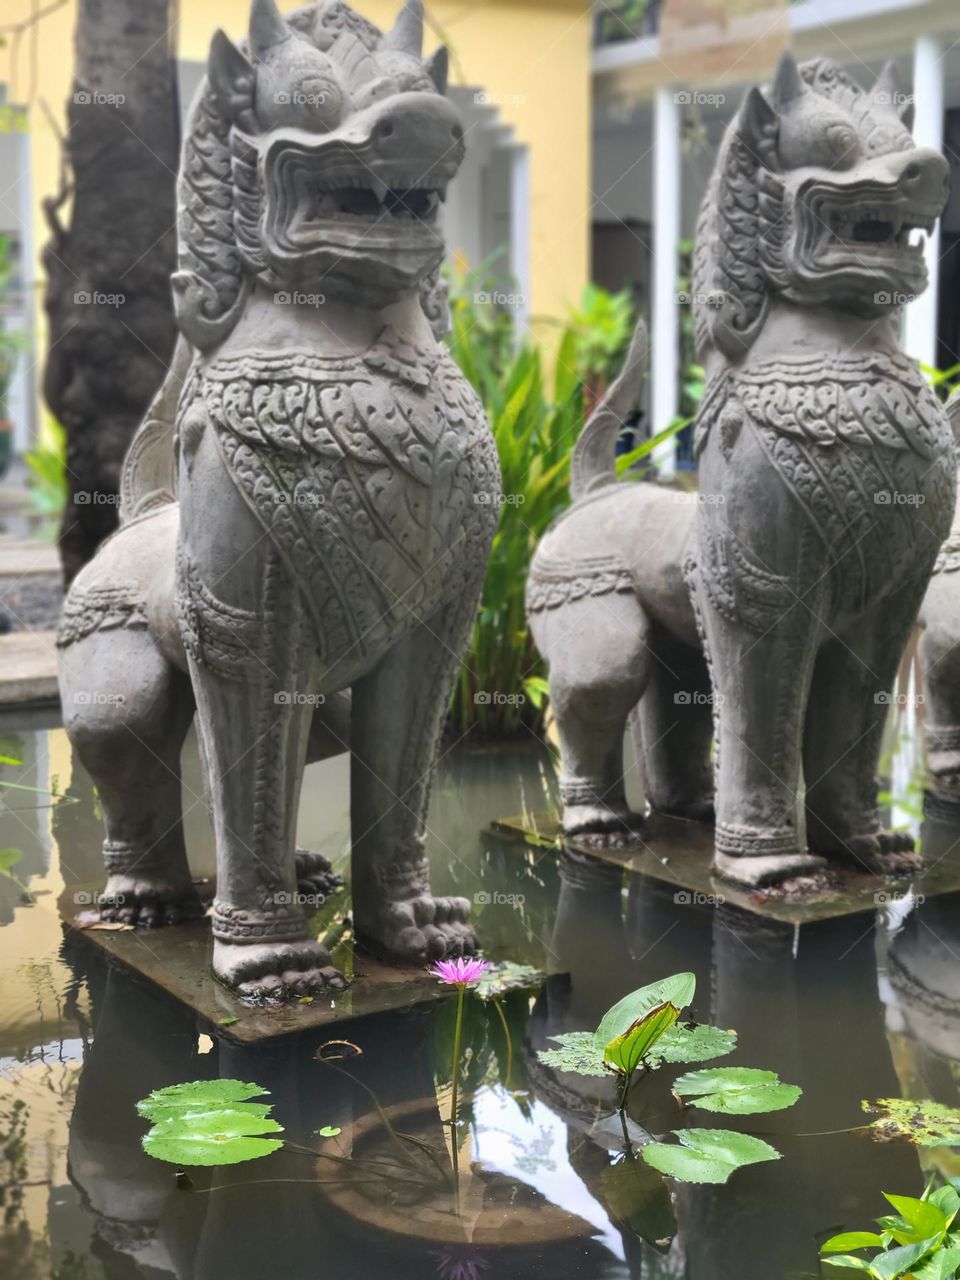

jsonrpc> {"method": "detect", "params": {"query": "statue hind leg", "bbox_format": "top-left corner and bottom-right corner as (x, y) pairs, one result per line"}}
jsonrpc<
(531, 591), (651, 841)
(59, 629), (203, 924)
(350, 592), (483, 962)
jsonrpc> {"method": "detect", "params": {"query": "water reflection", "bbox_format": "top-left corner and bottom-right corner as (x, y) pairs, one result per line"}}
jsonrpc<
(4, 736), (960, 1276)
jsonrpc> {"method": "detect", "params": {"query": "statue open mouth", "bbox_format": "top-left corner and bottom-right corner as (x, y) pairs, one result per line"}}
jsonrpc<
(306, 174), (444, 226)
(801, 187), (939, 282)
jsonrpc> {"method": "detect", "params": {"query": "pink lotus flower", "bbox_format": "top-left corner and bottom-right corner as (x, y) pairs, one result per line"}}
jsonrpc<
(428, 957), (492, 987)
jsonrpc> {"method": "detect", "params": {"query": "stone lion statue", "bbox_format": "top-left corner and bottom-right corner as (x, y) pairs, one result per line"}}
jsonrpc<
(530, 53), (954, 888)
(57, 0), (500, 1000)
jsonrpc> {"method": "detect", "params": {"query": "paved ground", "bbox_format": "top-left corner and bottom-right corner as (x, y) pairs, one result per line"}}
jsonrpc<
(0, 487), (62, 705)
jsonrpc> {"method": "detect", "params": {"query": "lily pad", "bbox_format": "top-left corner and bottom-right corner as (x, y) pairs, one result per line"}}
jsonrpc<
(538, 1031), (607, 1077)
(864, 1099), (960, 1147)
(137, 1078), (269, 1123)
(641, 1128), (781, 1184)
(143, 1109), (283, 1166)
(604, 1003), (680, 1076)
(594, 973), (696, 1053)
(648, 1023), (737, 1066)
(473, 962), (545, 1000)
(673, 1067), (802, 1115)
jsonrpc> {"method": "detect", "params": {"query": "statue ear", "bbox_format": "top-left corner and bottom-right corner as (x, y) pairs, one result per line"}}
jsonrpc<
(209, 30), (256, 128)
(739, 85), (779, 168)
(425, 45), (449, 95)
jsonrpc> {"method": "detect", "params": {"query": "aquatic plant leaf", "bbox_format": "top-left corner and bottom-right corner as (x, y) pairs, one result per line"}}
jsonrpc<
(673, 1067), (802, 1115)
(864, 1099), (960, 1146)
(472, 961), (544, 999)
(820, 1231), (887, 1253)
(641, 1128), (780, 1185)
(316, 1126), (341, 1137)
(594, 973), (696, 1054)
(0, 848), (24, 875)
(137, 1079), (269, 1122)
(537, 1031), (607, 1077)
(143, 1109), (283, 1166)
(603, 1003), (681, 1076)
(648, 1023), (737, 1066)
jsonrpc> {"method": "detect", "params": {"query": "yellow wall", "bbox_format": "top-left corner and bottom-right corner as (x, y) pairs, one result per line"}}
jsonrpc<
(5, 0), (591, 335)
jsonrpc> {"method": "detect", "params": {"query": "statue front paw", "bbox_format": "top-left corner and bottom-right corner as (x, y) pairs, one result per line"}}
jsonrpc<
(213, 938), (346, 1003)
(809, 828), (920, 876)
(358, 895), (478, 964)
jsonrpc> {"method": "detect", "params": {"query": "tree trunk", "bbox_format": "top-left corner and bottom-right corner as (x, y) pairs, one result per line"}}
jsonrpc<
(43, 0), (179, 586)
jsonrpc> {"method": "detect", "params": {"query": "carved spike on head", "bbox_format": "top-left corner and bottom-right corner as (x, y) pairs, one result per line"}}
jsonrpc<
(208, 29), (256, 129)
(382, 0), (424, 57)
(873, 59), (914, 131)
(772, 50), (804, 107)
(426, 45), (449, 95)
(739, 85), (780, 169)
(249, 0), (291, 60)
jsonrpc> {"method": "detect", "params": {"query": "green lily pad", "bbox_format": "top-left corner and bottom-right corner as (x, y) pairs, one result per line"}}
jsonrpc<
(594, 973), (696, 1054)
(137, 1078), (269, 1123)
(864, 1099), (960, 1147)
(673, 1067), (802, 1115)
(603, 1003), (680, 1076)
(641, 1128), (781, 1184)
(648, 1023), (737, 1066)
(143, 1109), (283, 1166)
(538, 1031), (607, 1077)
(473, 962), (544, 1000)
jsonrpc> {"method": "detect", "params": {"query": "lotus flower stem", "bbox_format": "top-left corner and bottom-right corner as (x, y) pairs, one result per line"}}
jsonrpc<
(450, 983), (465, 1212)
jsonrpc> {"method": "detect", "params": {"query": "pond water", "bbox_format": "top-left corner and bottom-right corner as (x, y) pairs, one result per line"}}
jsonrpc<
(1, 721), (959, 1279)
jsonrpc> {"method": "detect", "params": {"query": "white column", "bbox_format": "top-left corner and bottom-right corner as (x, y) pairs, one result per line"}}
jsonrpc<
(8, 124), (36, 454)
(510, 144), (531, 340)
(903, 34), (944, 368)
(652, 86), (681, 472)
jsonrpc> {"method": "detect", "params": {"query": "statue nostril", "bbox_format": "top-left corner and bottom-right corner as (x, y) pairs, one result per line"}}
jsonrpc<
(451, 124), (464, 142)
(903, 163), (921, 181)
(377, 117), (396, 140)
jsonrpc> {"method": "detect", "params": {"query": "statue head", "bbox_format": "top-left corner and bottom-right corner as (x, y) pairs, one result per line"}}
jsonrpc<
(175, 0), (461, 348)
(694, 53), (949, 360)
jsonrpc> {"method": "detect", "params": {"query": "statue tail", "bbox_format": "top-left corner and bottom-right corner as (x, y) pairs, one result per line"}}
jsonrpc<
(119, 335), (191, 522)
(569, 318), (647, 503)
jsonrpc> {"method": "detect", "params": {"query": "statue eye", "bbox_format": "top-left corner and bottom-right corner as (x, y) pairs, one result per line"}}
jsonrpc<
(825, 123), (859, 167)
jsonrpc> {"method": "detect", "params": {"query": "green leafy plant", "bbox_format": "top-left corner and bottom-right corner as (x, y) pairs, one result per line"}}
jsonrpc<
(445, 267), (686, 737)
(566, 283), (635, 406)
(820, 1181), (960, 1278)
(24, 415), (68, 516)
(537, 971), (801, 1184)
